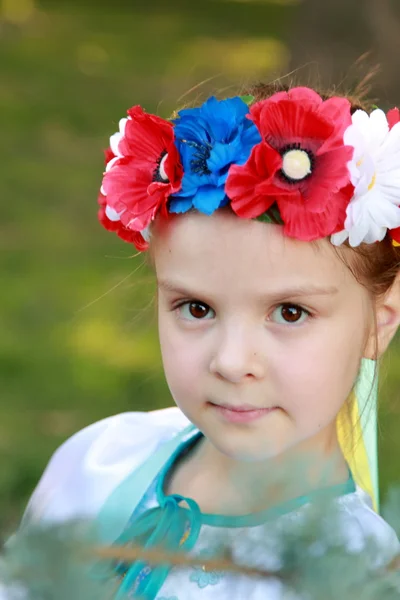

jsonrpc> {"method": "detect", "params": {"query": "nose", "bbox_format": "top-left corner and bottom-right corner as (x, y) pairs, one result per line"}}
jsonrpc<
(209, 323), (266, 383)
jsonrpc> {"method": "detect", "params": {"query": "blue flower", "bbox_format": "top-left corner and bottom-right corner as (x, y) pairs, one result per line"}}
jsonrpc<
(169, 96), (261, 215)
(189, 564), (224, 589)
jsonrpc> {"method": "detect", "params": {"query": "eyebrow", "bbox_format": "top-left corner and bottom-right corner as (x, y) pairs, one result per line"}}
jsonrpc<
(157, 279), (339, 300)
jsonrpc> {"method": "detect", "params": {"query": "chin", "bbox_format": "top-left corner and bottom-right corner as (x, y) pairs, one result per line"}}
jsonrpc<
(208, 432), (287, 463)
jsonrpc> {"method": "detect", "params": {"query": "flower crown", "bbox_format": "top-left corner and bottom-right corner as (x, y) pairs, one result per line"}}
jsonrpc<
(98, 86), (400, 251)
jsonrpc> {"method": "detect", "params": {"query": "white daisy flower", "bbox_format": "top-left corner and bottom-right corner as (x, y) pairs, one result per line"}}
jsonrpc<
(331, 109), (400, 247)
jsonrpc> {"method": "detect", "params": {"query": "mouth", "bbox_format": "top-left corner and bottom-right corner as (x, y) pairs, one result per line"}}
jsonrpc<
(207, 402), (278, 424)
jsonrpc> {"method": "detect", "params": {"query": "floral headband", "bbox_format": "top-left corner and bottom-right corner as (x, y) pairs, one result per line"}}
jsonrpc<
(98, 86), (400, 251)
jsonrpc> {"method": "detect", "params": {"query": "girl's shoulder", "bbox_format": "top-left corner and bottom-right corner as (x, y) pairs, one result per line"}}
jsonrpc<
(24, 407), (190, 523)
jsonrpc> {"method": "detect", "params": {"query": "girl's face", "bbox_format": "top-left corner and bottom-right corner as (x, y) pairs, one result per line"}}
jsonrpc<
(153, 209), (374, 462)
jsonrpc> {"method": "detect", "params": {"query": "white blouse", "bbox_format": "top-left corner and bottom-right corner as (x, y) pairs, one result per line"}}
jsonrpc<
(3, 408), (399, 600)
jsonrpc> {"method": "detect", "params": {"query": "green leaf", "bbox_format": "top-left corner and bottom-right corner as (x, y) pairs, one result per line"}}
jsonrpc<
(256, 206), (284, 225)
(240, 94), (255, 106)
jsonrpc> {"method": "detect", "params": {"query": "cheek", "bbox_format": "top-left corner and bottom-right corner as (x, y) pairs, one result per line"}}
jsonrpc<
(158, 319), (205, 400)
(272, 319), (365, 424)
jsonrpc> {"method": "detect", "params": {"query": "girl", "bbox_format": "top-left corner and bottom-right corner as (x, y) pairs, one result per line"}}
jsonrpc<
(11, 84), (400, 598)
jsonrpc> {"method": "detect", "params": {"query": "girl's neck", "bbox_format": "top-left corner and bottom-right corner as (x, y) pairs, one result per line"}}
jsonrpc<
(166, 426), (349, 517)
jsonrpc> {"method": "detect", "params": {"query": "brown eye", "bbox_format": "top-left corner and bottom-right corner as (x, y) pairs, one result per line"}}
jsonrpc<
(270, 304), (309, 325)
(281, 305), (302, 322)
(178, 301), (214, 320)
(189, 302), (210, 319)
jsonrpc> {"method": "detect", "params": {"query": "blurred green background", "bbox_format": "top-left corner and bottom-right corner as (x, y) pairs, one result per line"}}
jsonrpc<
(1, 0), (400, 528)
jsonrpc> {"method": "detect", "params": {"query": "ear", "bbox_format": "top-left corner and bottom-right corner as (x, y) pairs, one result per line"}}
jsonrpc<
(364, 272), (400, 359)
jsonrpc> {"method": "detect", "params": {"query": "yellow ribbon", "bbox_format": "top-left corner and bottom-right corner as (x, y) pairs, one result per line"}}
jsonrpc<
(337, 359), (378, 511)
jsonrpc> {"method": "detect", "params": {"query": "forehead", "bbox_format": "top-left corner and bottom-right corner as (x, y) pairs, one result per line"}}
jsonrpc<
(151, 210), (351, 293)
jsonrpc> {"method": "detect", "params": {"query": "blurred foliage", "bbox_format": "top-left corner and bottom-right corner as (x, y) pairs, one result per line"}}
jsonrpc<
(2, 488), (400, 599)
(0, 0), (399, 528)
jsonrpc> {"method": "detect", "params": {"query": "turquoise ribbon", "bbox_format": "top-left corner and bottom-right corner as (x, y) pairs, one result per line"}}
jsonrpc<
(94, 420), (358, 599)
(93, 425), (199, 599)
(113, 494), (202, 599)
(95, 424), (197, 546)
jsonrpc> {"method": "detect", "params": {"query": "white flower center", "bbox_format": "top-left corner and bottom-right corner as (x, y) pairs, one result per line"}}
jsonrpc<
(282, 149), (312, 181)
(159, 153), (169, 181)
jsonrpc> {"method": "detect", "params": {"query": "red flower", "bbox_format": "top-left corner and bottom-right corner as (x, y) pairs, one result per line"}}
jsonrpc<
(100, 106), (182, 236)
(387, 107), (400, 130)
(98, 192), (148, 251)
(226, 87), (355, 241)
(389, 226), (400, 245)
(387, 108), (400, 246)
(386, 107), (400, 247)
(225, 143), (283, 217)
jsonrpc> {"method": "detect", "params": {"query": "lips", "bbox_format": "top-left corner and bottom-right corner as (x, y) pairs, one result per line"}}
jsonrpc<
(208, 402), (278, 424)
(211, 402), (274, 412)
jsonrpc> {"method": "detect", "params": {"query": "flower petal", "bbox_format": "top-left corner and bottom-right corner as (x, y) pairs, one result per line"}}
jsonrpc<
(318, 96), (352, 132)
(110, 132), (124, 157)
(105, 156), (121, 172)
(278, 193), (345, 240)
(368, 109), (390, 148)
(387, 107), (400, 130)
(390, 225), (400, 243)
(254, 100), (334, 151)
(343, 190), (400, 246)
(99, 106), (182, 246)
(299, 146), (353, 212)
(192, 185), (226, 214)
(172, 96), (258, 213)
(351, 109), (371, 133)
(330, 229), (349, 246)
(227, 143), (282, 218)
(208, 140), (241, 172)
(168, 196), (194, 214)
(377, 121), (400, 167)
(105, 205), (122, 221)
